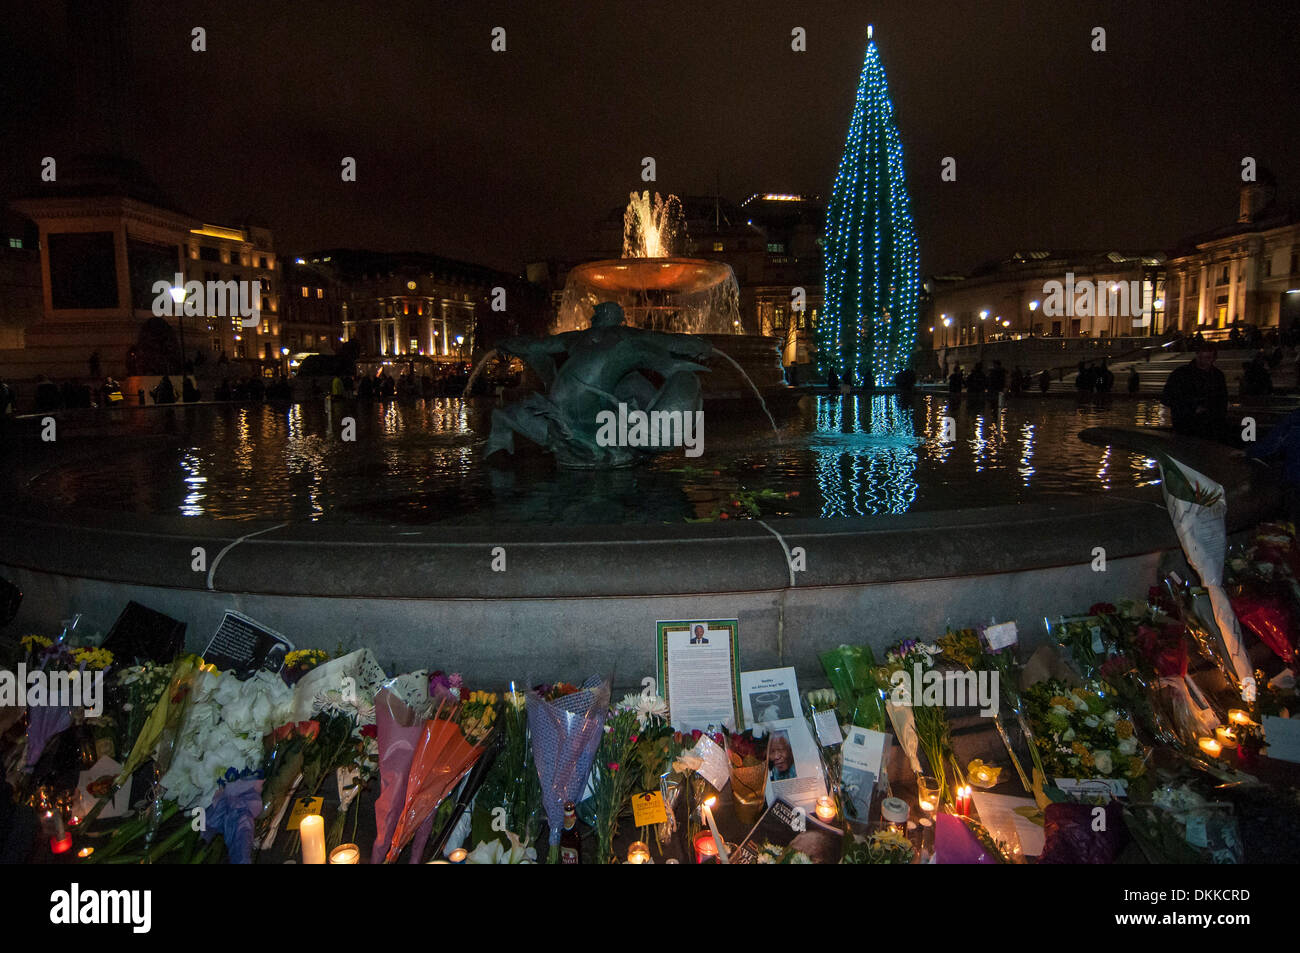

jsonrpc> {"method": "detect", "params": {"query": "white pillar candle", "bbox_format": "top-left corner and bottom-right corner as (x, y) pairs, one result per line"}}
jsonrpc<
(300, 814), (327, 865)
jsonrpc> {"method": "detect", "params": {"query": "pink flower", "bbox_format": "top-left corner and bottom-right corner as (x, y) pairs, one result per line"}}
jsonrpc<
(630, 734), (639, 743)
(608, 762), (620, 772)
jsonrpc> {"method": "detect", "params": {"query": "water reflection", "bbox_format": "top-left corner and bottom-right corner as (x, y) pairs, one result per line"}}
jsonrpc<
(22, 395), (1172, 525)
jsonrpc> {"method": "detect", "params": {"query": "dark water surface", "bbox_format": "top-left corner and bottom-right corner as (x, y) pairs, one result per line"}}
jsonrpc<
(17, 394), (1169, 525)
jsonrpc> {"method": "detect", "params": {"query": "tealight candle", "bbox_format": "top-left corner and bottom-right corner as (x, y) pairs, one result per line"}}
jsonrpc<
(300, 814), (327, 864)
(918, 798), (937, 814)
(448, 848), (468, 864)
(77, 846), (94, 859)
(1214, 726), (1238, 749)
(50, 833), (73, 855)
(329, 843), (360, 865)
(1198, 736), (1222, 759)
(626, 841), (651, 864)
(1228, 709), (1255, 726)
(815, 796), (837, 821)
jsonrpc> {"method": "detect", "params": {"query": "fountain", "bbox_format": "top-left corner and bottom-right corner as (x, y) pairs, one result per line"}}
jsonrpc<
(554, 191), (787, 400)
(555, 192), (741, 335)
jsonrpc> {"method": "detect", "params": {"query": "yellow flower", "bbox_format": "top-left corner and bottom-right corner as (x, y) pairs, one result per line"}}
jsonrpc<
(72, 647), (114, 670)
(21, 635), (53, 652)
(1115, 720), (1133, 740)
(1128, 756), (1146, 777)
(1049, 696), (1072, 709)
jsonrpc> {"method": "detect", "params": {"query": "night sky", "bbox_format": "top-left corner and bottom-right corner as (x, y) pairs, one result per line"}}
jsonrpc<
(2, 0), (1297, 275)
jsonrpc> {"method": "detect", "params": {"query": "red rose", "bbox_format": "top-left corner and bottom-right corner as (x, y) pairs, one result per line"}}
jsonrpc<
(360, 723), (378, 739)
(1088, 603), (1117, 616)
(691, 729), (703, 742)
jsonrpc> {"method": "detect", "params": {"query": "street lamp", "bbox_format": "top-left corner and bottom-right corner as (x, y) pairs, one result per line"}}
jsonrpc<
(170, 285), (187, 372)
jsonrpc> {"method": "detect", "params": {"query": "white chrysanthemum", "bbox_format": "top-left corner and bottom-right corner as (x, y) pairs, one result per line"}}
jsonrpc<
(1093, 751), (1113, 775)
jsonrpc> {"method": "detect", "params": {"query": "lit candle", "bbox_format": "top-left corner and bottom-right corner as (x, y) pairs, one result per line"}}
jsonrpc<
(919, 798), (937, 813)
(700, 797), (730, 864)
(693, 832), (719, 864)
(1228, 709), (1255, 726)
(881, 796), (909, 833)
(815, 796), (837, 822)
(448, 848), (468, 864)
(50, 833), (73, 855)
(1214, 726), (1238, 749)
(300, 814), (326, 864)
(76, 846), (94, 859)
(956, 785), (972, 816)
(626, 841), (651, 864)
(1198, 736), (1222, 759)
(328, 843), (360, 865)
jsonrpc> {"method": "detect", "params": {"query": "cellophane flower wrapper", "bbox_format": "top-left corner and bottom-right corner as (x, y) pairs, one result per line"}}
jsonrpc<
(384, 709), (484, 863)
(203, 771), (264, 864)
(289, 648), (387, 722)
(819, 644), (886, 731)
(369, 683), (430, 865)
(1156, 454), (1255, 700)
(24, 703), (71, 770)
(527, 674), (610, 848)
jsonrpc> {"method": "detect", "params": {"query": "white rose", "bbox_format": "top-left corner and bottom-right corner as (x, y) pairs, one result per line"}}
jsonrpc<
(1083, 715), (1100, 728)
(1118, 737), (1137, 755)
(1062, 728), (1076, 742)
(1093, 751), (1113, 775)
(1103, 709), (1118, 724)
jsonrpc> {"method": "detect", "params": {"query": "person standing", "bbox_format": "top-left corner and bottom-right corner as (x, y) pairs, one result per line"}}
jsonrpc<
(1038, 368), (1052, 394)
(1127, 366), (1141, 394)
(1160, 344), (1228, 440)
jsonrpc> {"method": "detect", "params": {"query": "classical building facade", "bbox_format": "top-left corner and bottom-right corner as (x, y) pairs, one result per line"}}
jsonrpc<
(3, 157), (283, 379)
(304, 250), (528, 363)
(1163, 180), (1300, 337)
(924, 250), (1167, 351)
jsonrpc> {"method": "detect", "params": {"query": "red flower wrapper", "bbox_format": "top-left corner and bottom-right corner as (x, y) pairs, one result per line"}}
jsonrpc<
(1135, 623), (1189, 678)
(1230, 589), (1297, 665)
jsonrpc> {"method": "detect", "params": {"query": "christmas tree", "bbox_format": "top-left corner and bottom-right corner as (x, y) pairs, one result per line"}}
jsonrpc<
(819, 28), (920, 388)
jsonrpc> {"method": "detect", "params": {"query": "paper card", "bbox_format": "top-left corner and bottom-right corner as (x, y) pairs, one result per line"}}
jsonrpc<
(692, 734), (731, 791)
(740, 667), (800, 727)
(74, 755), (131, 820)
(1263, 715), (1300, 763)
(286, 796), (324, 831)
(812, 709), (844, 746)
(970, 791), (1045, 857)
(1053, 778), (1128, 798)
(764, 718), (826, 811)
(839, 725), (889, 822)
(202, 609), (294, 678)
(656, 620), (742, 733)
(631, 790), (668, 826)
(984, 621), (1018, 651)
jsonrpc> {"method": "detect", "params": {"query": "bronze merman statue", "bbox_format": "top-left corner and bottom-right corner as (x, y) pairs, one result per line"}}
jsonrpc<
(483, 302), (714, 468)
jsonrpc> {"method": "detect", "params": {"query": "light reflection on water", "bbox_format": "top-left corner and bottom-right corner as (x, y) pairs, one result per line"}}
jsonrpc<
(23, 394), (1170, 525)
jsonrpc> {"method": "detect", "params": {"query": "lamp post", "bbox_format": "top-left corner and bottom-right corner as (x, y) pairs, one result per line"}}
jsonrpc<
(170, 284), (187, 374)
(455, 334), (465, 363)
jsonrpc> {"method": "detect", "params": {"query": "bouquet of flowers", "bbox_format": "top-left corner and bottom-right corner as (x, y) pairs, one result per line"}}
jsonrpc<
(280, 648), (330, 686)
(160, 668), (295, 812)
(587, 690), (669, 863)
(879, 639), (955, 805)
(471, 685), (542, 850)
(755, 842), (813, 864)
(938, 626), (1042, 793)
(841, 827), (916, 864)
(819, 644), (887, 731)
(384, 689), (497, 863)
(1022, 679), (1146, 781)
(527, 675), (610, 863)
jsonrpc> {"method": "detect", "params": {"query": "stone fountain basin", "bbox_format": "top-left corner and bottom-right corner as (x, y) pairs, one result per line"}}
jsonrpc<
(0, 427), (1275, 685)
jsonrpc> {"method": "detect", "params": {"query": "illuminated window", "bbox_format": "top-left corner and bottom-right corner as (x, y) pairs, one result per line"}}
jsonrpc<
(316, 288), (323, 299)
(7, 238), (19, 249)
(712, 241), (724, 252)
(301, 286), (308, 297)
